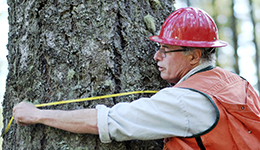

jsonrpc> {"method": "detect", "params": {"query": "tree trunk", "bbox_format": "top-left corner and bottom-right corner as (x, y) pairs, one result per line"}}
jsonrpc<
(248, 0), (260, 91)
(3, 0), (174, 149)
(231, 0), (239, 74)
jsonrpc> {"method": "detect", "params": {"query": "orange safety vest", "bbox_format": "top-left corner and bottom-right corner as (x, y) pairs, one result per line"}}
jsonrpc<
(163, 67), (260, 150)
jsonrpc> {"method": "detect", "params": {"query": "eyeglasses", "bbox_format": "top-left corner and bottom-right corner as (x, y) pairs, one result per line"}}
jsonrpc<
(158, 48), (187, 58)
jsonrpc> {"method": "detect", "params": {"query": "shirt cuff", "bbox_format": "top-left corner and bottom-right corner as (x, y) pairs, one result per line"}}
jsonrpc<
(96, 105), (112, 143)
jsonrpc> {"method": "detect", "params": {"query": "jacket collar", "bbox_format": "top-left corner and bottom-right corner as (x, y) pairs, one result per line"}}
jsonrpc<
(177, 62), (214, 85)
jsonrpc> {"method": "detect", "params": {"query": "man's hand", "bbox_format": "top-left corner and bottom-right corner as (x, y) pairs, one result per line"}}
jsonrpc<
(12, 102), (98, 134)
(13, 102), (40, 126)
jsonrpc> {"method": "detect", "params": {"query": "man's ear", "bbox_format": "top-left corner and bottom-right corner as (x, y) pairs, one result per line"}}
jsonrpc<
(189, 49), (202, 65)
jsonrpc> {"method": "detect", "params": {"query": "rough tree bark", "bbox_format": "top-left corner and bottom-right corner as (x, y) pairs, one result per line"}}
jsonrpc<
(3, 0), (175, 149)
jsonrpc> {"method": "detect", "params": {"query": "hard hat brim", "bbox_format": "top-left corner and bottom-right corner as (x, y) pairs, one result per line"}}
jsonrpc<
(149, 36), (228, 48)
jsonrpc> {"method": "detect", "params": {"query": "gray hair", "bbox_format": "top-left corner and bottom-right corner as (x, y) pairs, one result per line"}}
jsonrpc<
(182, 47), (216, 65)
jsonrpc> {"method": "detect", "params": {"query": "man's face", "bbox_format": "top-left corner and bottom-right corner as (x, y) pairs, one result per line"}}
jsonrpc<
(154, 44), (193, 84)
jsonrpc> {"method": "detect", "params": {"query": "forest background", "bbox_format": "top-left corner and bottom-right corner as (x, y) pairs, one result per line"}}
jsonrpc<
(0, 0), (260, 149)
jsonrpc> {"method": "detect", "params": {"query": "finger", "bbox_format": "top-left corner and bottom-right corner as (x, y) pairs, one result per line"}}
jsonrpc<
(19, 123), (28, 126)
(13, 106), (17, 114)
(13, 115), (22, 124)
(18, 120), (28, 126)
(15, 118), (26, 125)
(17, 121), (28, 126)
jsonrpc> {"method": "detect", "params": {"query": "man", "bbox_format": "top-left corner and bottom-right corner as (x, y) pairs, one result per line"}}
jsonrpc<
(13, 7), (260, 149)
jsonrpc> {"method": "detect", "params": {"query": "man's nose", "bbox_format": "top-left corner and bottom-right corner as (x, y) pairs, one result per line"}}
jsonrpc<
(154, 50), (162, 61)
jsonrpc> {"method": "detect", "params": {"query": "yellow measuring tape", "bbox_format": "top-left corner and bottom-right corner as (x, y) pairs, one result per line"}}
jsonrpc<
(2, 90), (158, 136)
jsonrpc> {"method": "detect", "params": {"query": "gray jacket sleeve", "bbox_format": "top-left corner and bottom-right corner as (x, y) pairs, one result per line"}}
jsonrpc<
(96, 87), (217, 143)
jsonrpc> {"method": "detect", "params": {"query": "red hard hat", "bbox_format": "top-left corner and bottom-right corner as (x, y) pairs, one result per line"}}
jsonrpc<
(149, 7), (228, 47)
